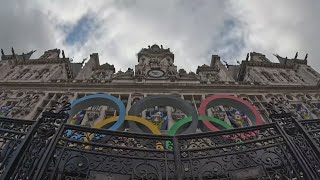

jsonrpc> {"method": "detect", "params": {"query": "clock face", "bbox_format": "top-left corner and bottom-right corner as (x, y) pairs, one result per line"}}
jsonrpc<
(147, 69), (165, 78)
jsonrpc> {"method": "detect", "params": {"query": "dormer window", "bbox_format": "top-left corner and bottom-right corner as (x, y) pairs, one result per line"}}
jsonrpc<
(280, 72), (293, 82)
(261, 71), (275, 82)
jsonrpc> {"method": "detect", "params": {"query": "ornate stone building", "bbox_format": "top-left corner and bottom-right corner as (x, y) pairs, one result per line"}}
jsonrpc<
(0, 45), (319, 134)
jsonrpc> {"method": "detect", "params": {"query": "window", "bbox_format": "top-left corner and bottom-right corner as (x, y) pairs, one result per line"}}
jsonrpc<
(307, 68), (319, 77)
(261, 71), (275, 82)
(280, 72), (293, 82)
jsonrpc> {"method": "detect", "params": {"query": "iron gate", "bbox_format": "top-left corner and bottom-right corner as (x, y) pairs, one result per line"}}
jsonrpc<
(1, 109), (320, 179)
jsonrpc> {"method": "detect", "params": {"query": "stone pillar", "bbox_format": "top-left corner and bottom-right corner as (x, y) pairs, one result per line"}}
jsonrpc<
(167, 106), (174, 129)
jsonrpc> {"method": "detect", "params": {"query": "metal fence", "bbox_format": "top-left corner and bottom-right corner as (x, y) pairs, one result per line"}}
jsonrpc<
(0, 111), (320, 179)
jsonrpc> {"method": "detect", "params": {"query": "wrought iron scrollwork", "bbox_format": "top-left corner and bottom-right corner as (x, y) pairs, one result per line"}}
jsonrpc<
(5, 100), (70, 179)
(41, 124), (175, 179)
(301, 119), (320, 148)
(1, 107), (320, 179)
(0, 118), (34, 177)
(176, 124), (306, 179)
(270, 113), (320, 179)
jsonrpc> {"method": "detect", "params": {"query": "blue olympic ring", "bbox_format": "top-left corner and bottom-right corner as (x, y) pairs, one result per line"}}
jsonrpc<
(67, 94), (126, 131)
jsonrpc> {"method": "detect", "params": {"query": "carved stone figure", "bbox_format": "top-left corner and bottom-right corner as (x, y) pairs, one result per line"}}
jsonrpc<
(168, 66), (177, 76)
(135, 66), (145, 76)
(125, 68), (134, 77)
(178, 69), (187, 75)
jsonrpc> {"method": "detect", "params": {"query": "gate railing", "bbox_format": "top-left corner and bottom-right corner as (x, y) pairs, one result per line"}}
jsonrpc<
(0, 117), (34, 178)
(300, 119), (320, 148)
(1, 112), (320, 179)
(270, 114), (320, 179)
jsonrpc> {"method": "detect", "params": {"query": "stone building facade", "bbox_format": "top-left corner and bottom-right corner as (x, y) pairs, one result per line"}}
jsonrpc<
(0, 45), (319, 134)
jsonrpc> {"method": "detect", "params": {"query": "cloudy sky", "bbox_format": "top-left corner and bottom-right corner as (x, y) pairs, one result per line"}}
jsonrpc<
(0, 0), (319, 72)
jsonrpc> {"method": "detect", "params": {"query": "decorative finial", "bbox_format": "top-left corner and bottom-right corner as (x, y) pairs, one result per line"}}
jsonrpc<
(246, 53), (249, 61)
(294, 52), (298, 59)
(81, 58), (87, 65)
(62, 50), (65, 59)
(1, 49), (4, 56)
(304, 53), (308, 60)
(11, 47), (15, 55)
(223, 60), (229, 69)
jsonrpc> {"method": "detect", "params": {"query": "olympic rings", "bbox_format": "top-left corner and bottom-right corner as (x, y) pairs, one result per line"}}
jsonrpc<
(128, 95), (199, 134)
(167, 116), (233, 136)
(93, 115), (161, 135)
(68, 94), (126, 131)
(67, 94), (264, 136)
(199, 95), (263, 132)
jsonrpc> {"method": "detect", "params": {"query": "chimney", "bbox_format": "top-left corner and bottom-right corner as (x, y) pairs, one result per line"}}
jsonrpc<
(211, 55), (220, 67)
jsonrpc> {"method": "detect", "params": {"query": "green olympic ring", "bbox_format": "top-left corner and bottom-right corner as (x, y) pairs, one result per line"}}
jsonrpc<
(165, 116), (233, 149)
(167, 116), (233, 136)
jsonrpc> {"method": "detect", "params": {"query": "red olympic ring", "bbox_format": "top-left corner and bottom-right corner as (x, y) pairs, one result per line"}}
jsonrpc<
(199, 95), (263, 132)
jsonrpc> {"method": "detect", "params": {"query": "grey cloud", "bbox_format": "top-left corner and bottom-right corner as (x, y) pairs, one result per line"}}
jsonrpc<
(63, 0), (230, 72)
(1, 0), (319, 73)
(229, 0), (320, 71)
(0, 1), (60, 57)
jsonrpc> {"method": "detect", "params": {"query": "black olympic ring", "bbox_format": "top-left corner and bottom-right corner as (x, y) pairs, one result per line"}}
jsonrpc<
(128, 95), (199, 134)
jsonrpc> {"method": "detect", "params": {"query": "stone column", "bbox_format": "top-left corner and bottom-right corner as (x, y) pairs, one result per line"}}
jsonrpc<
(167, 106), (174, 129)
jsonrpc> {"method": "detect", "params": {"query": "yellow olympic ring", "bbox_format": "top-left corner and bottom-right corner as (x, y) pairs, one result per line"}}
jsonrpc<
(94, 115), (161, 135)
(85, 115), (164, 149)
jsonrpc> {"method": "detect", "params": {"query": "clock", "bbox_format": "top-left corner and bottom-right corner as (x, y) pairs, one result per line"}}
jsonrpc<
(147, 69), (165, 78)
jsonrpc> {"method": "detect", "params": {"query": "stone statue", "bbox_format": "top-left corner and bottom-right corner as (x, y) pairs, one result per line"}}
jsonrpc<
(246, 53), (249, 61)
(304, 53), (308, 60)
(11, 47), (15, 55)
(168, 66), (176, 75)
(199, 73), (208, 82)
(62, 50), (65, 59)
(1, 49), (4, 56)
(178, 69), (187, 75)
(135, 66), (144, 76)
(160, 58), (169, 66)
(125, 68), (134, 77)
(188, 71), (196, 76)
(294, 52), (298, 59)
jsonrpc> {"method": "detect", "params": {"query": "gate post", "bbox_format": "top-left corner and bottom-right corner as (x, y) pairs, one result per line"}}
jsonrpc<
(172, 136), (182, 180)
